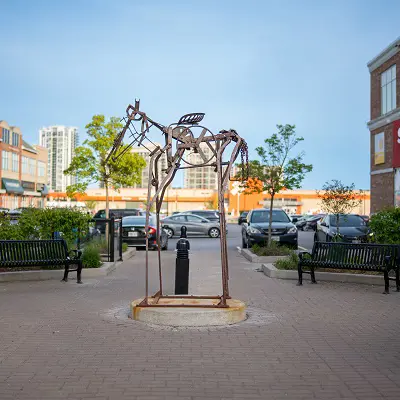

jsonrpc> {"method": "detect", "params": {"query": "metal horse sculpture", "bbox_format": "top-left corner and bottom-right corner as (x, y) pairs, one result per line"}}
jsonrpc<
(107, 100), (248, 308)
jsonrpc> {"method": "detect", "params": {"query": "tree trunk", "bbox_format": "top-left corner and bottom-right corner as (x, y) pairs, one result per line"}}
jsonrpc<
(105, 180), (109, 219)
(105, 179), (110, 239)
(336, 213), (340, 238)
(267, 193), (274, 247)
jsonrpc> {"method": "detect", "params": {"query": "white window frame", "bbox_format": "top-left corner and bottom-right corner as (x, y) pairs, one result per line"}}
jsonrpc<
(11, 153), (19, 172)
(22, 156), (28, 174)
(381, 65), (397, 115)
(2, 151), (9, 170)
(38, 161), (46, 177)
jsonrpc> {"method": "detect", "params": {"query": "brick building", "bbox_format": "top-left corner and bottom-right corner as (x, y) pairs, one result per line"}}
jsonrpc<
(0, 120), (49, 210)
(368, 37), (400, 212)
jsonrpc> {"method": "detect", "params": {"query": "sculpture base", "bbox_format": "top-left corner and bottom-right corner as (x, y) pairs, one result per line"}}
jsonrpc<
(131, 297), (246, 326)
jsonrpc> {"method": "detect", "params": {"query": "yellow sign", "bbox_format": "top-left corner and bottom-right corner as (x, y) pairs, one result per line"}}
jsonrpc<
(375, 132), (385, 165)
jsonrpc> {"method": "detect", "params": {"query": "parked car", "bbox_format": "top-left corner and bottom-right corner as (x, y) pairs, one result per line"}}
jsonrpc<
(94, 209), (143, 219)
(360, 215), (370, 224)
(315, 214), (371, 243)
(304, 214), (326, 231)
(0, 207), (9, 214)
(122, 215), (168, 250)
(162, 213), (221, 238)
(295, 215), (312, 230)
(289, 214), (303, 224)
(180, 210), (220, 222)
(238, 211), (248, 225)
(241, 208), (298, 249)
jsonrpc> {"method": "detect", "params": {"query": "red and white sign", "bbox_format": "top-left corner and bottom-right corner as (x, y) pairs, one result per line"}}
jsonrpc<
(393, 120), (400, 168)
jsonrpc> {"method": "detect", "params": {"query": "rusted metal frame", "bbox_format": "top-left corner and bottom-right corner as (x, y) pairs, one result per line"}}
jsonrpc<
(143, 148), (162, 305)
(153, 151), (164, 297)
(139, 304), (230, 308)
(145, 148), (185, 212)
(178, 163), (230, 170)
(220, 139), (243, 283)
(215, 138), (232, 305)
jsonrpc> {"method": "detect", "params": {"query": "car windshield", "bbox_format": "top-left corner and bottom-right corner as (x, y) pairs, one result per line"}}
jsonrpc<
(251, 210), (290, 223)
(241, 212), (248, 216)
(329, 215), (365, 227)
(122, 217), (154, 226)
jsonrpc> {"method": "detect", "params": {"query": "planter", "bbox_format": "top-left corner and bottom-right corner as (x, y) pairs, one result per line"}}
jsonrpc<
(262, 263), (385, 286)
(241, 248), (287, 264)
(0, 248), (136, 283)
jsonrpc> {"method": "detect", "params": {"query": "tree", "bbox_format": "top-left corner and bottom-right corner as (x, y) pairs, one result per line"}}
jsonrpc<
(84, 200), (97, 213)
(204, 193), (218, 210)
(244, 124), (312, 246)
(64, 115), (146, 219)
(317, 180), (362, 236)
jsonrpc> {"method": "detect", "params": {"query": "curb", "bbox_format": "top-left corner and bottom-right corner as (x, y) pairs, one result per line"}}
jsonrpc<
(0, 247), (136, 283)
(261, 263), (385, 286)
(240, 248), (287, 264)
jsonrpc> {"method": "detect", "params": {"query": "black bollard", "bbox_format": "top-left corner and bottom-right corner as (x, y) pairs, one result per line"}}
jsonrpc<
(175, 226), (190, 295)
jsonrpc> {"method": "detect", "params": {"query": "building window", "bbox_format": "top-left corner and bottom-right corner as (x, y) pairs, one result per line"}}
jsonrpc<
(38, 161), (45, 177)
(381, 65), (396, 115)
(11, 153), (19, 172)
(2, 151), (9, 170)
(29, 158), (36, 175)
(12, 132), (19, 147)
(22, 156), (28, 173)
(2, 128), (10, 144)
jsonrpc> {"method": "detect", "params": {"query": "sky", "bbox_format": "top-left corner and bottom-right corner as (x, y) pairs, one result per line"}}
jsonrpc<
(1, 0), (399, 190)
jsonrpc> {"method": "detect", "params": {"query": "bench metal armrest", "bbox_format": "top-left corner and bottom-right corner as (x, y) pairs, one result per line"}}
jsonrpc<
(68, 249), (82, 260)
(298, 251), (312, 261)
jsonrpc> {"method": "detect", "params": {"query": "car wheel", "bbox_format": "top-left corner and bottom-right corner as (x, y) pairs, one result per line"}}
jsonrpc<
(208, 227), (220, 238)
(164, 227), (174, 238)
(161, 238), (168, 251)
(242, 234), (248, 249)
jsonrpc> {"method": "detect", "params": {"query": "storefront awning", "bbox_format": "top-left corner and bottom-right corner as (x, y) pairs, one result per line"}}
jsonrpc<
(37, 184), (49, 196)
(2, 178), (24, 194)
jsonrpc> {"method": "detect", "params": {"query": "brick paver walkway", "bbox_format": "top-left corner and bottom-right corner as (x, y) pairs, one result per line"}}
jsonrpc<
(1, 242), (400, 400)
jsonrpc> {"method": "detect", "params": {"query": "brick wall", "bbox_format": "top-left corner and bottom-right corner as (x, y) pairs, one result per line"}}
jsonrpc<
(371, 170), (394, 213)
(370, 51), (400, 120)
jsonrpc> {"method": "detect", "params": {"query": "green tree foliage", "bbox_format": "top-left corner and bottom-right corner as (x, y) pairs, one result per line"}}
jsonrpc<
(369, 207), (400, 244)
(64, 115), (146, 218)
(317, 180), (362, 236)
(0, 208), (92, 247)
(246, 124), (312, 245)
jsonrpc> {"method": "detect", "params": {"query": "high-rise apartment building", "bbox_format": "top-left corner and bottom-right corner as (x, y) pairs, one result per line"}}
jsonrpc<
(39, 126), (78, 192)
(130, 142), (168, 188)
(183, 143), (217, 190)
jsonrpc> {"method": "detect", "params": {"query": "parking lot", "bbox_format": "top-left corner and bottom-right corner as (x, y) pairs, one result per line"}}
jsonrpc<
(168, 223), (315, 253)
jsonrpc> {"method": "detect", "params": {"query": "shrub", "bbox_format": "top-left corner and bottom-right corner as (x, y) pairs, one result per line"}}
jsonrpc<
(274, 252), (299, 270)
(369, 207), (400, 244)
(251, 241), (293, 256)
(82, 243), (102, 268)
(0, 207), (92, 244)
(122, 243), (128, 252)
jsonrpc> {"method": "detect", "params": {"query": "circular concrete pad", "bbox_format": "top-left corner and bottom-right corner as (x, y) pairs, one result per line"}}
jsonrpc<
(131, 297), (246, 326)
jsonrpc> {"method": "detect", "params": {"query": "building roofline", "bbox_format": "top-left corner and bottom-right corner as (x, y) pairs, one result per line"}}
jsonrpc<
(367, 37), (400, 72)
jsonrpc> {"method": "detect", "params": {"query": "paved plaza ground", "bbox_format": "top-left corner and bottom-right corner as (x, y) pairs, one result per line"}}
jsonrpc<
(0, 226), (400, 400)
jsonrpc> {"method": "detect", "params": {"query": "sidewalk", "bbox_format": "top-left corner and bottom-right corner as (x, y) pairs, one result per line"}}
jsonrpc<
(0, 246), (400, 400)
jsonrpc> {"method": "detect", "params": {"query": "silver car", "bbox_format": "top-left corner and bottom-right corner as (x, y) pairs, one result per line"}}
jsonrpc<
(162, 213), (221, 238)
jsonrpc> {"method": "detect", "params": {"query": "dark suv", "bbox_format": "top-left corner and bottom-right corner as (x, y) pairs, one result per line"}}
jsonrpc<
(94, 209), (143, 219)
(241, 208), (298, 249)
